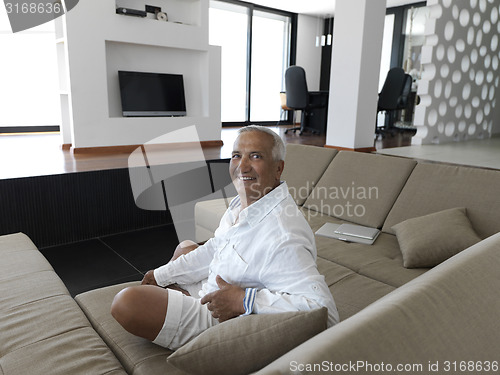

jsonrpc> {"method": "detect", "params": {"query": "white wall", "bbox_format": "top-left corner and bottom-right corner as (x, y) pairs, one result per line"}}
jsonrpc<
(413, 0), (500, 144)
(295, 14), (322, 91)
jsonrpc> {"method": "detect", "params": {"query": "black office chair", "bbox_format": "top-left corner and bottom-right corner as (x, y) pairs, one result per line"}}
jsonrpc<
(376, 67), (412, 138)
(284, 66), (326, 135)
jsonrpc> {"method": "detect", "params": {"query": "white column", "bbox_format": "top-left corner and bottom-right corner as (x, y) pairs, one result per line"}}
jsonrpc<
(326, 0), (386, 150)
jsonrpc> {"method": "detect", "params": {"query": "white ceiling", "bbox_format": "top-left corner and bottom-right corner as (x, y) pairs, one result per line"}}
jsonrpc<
(246, 0), (422, 17)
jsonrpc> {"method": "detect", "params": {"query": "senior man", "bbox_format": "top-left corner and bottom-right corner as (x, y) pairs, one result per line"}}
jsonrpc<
(111, 125), (339, 350)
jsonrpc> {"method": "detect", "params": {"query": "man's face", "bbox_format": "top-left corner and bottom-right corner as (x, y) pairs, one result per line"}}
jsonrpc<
(229, 131), (284, 208)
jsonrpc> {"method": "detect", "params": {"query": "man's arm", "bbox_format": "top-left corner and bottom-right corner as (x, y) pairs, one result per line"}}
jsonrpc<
(198, 271), (336, 325)
(153, 237), (217, 287)
(142, 240), (200, 286)
(198, 251), (337, 325)
(248, 239), (339, 327)
(196, 237), (338, 326)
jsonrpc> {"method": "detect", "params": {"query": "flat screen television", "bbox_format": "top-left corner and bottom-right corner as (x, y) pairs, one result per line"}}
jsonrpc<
(118, 70), (187, 117)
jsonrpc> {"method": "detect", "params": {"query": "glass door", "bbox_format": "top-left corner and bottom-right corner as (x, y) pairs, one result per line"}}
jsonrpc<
(209, 2), (249, 123)
(250, 10), (291, 122)
(209, 0), (294, 125)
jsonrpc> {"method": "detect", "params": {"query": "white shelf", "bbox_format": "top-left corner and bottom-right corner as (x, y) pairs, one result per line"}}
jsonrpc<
(115, 0), (201, 26)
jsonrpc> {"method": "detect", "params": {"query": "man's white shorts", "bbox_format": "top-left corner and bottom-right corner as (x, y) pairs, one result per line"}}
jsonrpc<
(152, 287), (219, 350)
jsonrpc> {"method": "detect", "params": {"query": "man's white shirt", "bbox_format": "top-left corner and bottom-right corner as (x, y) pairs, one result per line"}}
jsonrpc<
(154, 182), (339, 327)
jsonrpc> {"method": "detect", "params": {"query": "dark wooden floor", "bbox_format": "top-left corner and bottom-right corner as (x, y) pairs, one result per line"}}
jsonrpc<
(0, 125), (414, 180)
(280, 125), (414, 149)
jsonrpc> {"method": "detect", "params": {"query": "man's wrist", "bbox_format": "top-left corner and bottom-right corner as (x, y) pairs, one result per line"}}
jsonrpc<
(242, 288), (257, 316)
(153, 268), (168, 287)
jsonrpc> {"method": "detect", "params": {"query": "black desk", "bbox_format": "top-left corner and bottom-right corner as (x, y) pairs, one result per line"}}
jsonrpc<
(306, 91), (329, 134)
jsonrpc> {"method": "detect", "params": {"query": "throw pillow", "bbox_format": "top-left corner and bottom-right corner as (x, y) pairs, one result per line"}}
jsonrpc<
(167, 308), (328, 375)
(392, 207), (481, 268)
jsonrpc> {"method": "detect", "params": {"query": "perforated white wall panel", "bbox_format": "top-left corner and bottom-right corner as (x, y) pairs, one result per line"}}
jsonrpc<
(414, 0), (500, 144)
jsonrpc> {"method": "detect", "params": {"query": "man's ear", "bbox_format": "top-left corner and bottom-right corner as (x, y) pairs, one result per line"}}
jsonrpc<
(276, 160), (285, 180)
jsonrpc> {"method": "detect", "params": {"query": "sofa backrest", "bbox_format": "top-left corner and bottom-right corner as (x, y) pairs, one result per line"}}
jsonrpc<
(256, 231), (500, 374)
(303, 151), (417, 228)
(382, 162), (500, 238)
(281, 144), (337, 206)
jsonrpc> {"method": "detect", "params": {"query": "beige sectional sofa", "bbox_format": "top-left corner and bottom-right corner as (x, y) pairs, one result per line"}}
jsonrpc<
(1, 144), (499, 374)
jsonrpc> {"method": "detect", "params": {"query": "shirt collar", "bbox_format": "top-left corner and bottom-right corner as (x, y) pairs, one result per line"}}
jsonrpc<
(236, 181), (289, 227)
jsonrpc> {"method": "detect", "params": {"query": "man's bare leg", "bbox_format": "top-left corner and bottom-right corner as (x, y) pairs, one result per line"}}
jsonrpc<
(111, 284), (169, 341)
(111, 239), (200, 340)
(170, 240), (199, 262)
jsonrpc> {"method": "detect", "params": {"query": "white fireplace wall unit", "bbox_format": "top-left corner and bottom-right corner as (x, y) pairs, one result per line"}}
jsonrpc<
(56, 0), (221, 149)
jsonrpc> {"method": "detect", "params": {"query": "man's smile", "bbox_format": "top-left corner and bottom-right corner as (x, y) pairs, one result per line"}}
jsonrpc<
(238, 176), (256, 181)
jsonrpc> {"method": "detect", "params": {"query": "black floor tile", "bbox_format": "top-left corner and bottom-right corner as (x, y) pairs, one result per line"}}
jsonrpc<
(40, 239), (143, 297)
(88, 273), (144, 294)
(101, 225), (178, 273)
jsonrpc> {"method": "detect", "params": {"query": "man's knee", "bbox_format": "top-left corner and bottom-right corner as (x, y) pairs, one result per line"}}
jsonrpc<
(111, 286), (139, 327)
(179, 240), (197, 248)
(111, 285), (170, 341)
(172, 240), (199, 261)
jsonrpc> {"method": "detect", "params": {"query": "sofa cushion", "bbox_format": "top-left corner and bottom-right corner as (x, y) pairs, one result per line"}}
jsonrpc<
(0, 231), (42, 254)
(303, 207), (428, 288)
(255, 232), (500, 375)
(75, 282), (184, 375)
(167, 308), (328, 375)
(0, 270), (69, 311)
(0, 235), (54, 281)
(0, 327), (127, 375)
(392, 207), (482, 268)
(303, 151), (417, 228)
(280, 144), (338, 205)
(0, 294), (91, 354)
(320, 258), (396, 321)
(382, 162), (500, 238)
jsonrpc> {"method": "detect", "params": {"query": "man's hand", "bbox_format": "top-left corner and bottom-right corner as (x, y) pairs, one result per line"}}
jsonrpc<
(141, 270), (159, 286)
(200, 275), (246, 322)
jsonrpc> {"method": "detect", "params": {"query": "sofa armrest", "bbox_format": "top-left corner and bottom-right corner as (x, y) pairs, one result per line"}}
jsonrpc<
(0, 233), (127, 374)
(194, 197), (233, 242)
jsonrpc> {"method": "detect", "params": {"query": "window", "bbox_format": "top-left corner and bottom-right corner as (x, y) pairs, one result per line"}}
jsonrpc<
(209, 0), (295, 126)
(250, 11), (291, 122)
(0, 10), (61, 131)
(379, 14), (395, 91)
(209, 2), (248, 123)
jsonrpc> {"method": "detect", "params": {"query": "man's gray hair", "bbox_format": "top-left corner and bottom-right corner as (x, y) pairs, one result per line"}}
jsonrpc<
(237, 125), (286, 161)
